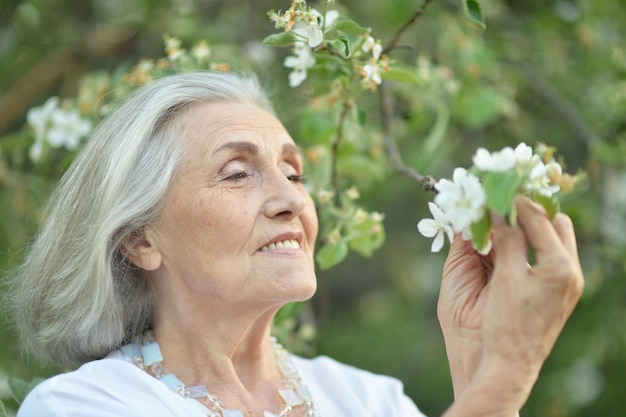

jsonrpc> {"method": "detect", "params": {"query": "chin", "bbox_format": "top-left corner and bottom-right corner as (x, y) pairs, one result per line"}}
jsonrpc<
(288, 275), (318, 302)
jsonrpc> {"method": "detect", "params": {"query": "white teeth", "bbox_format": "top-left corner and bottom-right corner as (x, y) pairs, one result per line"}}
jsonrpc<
(260, 239), (300, 252)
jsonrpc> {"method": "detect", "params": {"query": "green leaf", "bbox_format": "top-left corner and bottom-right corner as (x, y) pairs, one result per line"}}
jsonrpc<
(381, 66), (420, 84)
(0, 399), (8, 417)
(532, 193), (561, 220)
(454, 85), (504, 129)
(316, 239), (348, 270)
(348, 221), (385, 258)
(462, 0), (486, 29)
(334, 17), (369, 35)
(470, 210), (491, 252)
(9, 377), (44, 404)
(262, 32), (298, 47)
(328, 38), (351, 58)
(415, 101), (451, 172)
(483, 170), (522, 216)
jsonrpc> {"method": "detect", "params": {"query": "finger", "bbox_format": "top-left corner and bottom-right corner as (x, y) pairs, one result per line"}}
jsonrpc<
(442, 234), (477, 278)
(552, 212), (578, 258)
(515, 196), (568, 264)
(490, 210), (528, 274)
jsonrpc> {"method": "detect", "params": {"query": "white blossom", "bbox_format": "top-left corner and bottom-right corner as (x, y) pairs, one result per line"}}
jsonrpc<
(514, 142), (533, 165)
(27, 96), (59, 141)
(362, 36), (382, 60)
(525, 157), (560, 197)
(472, 146), (516, 172)
(292, 20), (323, 48)
(26, 97), (92, 161)
(434, 167), (486, 232)
(284, 43), (316, 87)
(319, 9), (339, 29)
(362, 62), (382, 86)
(47, 108), (92, 151)
(304, 24), (323, 47)
(362, 36), (375, 53)
(164, 35), (184, 61)
(191, 41), (211, 61)
(419, 142), (571, 255)
(545, 159), (563, 179)
(418, 202), (454, 252)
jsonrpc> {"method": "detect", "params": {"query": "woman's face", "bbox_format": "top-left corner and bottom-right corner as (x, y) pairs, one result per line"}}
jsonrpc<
(148, 101), (318, 311)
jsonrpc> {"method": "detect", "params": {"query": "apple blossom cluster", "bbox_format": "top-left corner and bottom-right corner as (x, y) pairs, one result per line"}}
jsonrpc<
(269, 2), (339, 87)
(26, 97), (92, 161)
(25, 35), (229, 164)
(360, 35), (389, 91)
(267, 1), (387, 89)
(418, 143), (577, 253)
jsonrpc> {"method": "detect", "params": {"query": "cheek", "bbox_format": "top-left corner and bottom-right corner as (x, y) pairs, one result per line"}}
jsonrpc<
(304, 196), (319, 247)
(204, 199), (255, 250)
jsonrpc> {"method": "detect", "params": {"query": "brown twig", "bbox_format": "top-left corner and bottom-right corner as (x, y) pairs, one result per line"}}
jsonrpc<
(316, 43), (347, 59)
(382, 0), (436, 55)
(379, 81), (437, 192)
(330, 101), (353, 204)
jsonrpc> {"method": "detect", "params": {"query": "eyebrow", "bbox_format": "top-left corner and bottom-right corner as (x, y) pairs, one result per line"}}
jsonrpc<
(214, 141), (302, 158)
(214, 141), (259, 155)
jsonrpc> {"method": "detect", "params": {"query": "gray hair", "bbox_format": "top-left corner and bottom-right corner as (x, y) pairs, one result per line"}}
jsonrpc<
(9, 71), (275, 369)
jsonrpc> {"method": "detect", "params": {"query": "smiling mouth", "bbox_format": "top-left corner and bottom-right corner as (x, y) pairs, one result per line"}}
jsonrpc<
(259, 239), (301, 252)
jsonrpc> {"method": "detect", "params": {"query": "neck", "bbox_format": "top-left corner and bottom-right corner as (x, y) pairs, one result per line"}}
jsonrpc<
(151, 300), (285, 406)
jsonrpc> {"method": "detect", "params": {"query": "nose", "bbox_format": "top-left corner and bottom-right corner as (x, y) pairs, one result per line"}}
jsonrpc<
(262, 169), (308, 221)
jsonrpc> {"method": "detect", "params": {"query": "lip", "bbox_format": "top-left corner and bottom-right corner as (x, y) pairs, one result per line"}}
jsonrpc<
(257, 231), (304, 253)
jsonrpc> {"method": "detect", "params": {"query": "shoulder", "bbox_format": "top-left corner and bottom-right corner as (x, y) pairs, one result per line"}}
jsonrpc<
(17, 353), (205, 417)
(293, 355), (427, 417)
(293, 354), (404, 390)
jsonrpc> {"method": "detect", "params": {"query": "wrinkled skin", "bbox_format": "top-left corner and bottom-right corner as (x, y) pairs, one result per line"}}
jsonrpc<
(438, 197), (584, 416)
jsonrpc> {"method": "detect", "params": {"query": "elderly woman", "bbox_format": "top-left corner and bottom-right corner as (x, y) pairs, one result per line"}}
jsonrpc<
(11, 72), (583, 417)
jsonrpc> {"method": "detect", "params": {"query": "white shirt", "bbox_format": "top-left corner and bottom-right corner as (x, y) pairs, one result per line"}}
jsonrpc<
(18, 352), (426, 417)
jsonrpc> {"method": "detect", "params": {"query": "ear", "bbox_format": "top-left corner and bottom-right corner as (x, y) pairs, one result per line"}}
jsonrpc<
(121, 228), (162, 271)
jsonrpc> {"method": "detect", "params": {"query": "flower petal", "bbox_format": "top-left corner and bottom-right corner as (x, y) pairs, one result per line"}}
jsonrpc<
(306, 25), (323, 47)
(417, 218), (438, 238)
(472, 148), (492, 171)
(431, 230), (444, 252)
(288, 70), (307, 87)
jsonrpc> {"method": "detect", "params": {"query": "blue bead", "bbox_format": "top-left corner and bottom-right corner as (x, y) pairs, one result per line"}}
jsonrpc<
(141, 341), (164, 366)
(159, 373), (185, 391)
(120, 342), (142, 358)
(186, 385), (210, 399)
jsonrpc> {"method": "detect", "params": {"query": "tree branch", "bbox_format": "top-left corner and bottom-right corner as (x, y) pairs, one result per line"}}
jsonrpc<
(383, 0), (436, 55)
(379, 81), (437, 192)
(330, 100), (353, 204)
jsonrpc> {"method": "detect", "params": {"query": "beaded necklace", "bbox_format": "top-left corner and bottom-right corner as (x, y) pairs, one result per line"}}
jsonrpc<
(121, 331), (317, 417)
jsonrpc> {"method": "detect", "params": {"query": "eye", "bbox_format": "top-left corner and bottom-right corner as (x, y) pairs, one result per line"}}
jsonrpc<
(287, 174), (306, 183)
(226, 170), (251, 180)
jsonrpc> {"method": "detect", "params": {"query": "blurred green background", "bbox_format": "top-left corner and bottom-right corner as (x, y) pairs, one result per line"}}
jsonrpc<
(1, 0), (625, 416)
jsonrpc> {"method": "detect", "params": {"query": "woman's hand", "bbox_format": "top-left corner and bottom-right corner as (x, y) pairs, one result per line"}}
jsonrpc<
(438, 196), (584, 413)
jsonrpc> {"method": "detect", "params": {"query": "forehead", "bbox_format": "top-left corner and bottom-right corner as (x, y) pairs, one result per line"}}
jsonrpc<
(181, 101), (298, 157)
